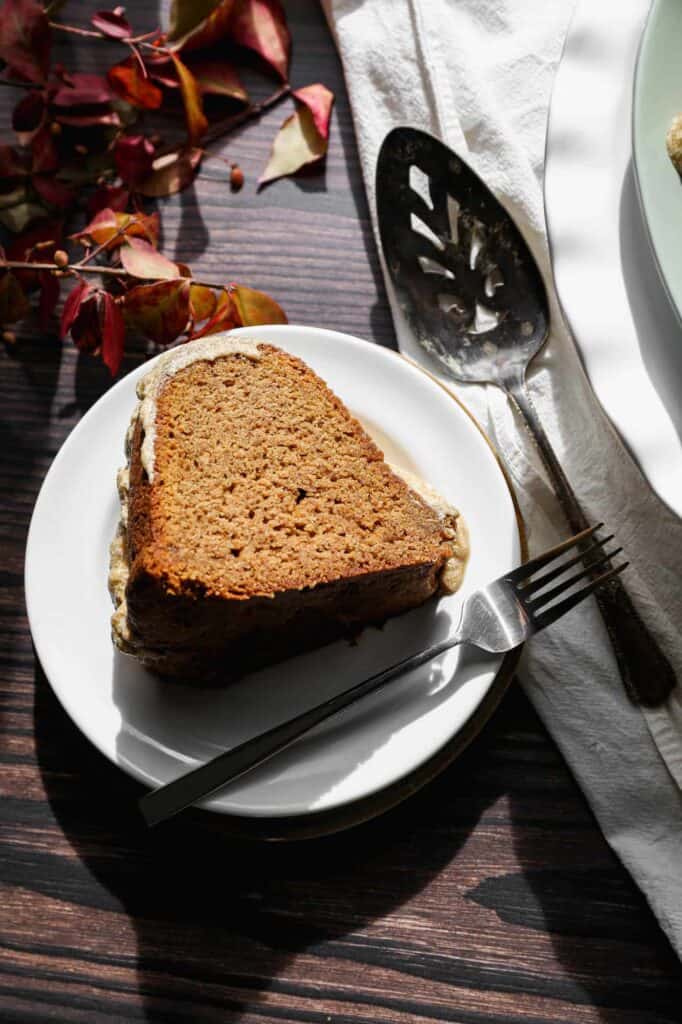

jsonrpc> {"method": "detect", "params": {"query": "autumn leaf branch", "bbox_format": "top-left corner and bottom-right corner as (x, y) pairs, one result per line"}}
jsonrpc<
(0, 0), (334, 375)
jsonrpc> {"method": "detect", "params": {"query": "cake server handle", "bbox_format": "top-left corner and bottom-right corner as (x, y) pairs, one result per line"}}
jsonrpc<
(139, 637), (457, 827)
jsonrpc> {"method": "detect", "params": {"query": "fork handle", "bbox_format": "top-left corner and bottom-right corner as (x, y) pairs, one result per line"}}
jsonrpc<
(503, 374), (675, 707)
(139, 637), (459, 827)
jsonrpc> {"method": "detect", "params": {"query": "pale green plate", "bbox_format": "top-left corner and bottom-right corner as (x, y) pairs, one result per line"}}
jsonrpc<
(633, 0), (682, 325)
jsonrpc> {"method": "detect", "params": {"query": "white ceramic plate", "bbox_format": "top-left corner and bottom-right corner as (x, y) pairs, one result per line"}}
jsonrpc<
(633, 0), (682, 329)
(545, 0), (682, 519)
(25, 324), (520, 820)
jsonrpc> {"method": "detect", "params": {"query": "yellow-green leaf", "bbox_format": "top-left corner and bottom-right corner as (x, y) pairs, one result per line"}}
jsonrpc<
(167, 0), (223, 43)
(259, 106), (326, 189)
(189, 283), (217, 322)
(232, 284), (286, 326)
(170, 54), (208, 144)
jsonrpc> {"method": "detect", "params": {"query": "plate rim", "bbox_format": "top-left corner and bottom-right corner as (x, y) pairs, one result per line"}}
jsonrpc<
(632, 0), (682, 331)
(25, 325), (526, 839)
(544, 0), (682, 521)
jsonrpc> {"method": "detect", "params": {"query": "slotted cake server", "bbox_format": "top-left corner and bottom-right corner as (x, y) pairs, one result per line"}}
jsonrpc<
(375, 126), (675, 707)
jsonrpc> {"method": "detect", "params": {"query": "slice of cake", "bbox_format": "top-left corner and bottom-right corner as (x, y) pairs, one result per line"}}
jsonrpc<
(109, 336), (468, 682)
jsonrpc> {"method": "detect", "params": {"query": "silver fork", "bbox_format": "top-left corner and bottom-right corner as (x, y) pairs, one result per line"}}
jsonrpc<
(140, 525), (626, 827)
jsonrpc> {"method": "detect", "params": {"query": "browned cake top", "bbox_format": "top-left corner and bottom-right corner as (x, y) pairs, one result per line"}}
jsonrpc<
(135, 343), (452, 599)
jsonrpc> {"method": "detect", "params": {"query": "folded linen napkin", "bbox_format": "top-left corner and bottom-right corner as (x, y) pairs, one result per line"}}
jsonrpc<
(323, 0), (682, 955)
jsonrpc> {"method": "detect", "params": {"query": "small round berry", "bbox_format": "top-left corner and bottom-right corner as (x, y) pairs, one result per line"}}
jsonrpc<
(50, 121), (62, 137)
(230, 165), (244, 191)
(2, 329), (16, 346)
(53, 250), (69, 268)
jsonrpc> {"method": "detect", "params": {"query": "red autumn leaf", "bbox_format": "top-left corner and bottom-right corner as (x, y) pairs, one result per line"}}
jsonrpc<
(37, 269), (59, 328)
(30, 123), (59, 173)
(294, 84), (334, 141)
(0, 144), (27, 180)
(55, 109), (121, 128)
(230, 0), (290, 81)
(91, 8), (132, 39)
(169, 0), (235, 51)
(123, 278), (191, 344)
(169, 54), (208, 144)
(100, 291), (125, 375)
(183, 57), (248, 102)
(142, 52), (179, 89)
(189, 283), (217, 323)
(232, 283), (286, 326)
(60, 279), (93, 339)
(12, 91), (45, 133)
(114, 134), (155, 186)
(188, 288), (237, 339)
(137, 146), (202, 197)
(120, 237), (181, 280)
(32, 174), (75, 209)
(7, 218), (61, 289)
(0, 272), (30, 323)
(87, 184), (129, 217)
(108, 59), (163, 110)
(52, 73), (113, 107)
(70, 294), (101, 353)
(72, 208), (160, 249)
(0, 0), (51, 84)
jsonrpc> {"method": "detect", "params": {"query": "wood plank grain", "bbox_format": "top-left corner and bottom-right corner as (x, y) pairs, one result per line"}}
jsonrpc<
(0, 1), (680, 1022)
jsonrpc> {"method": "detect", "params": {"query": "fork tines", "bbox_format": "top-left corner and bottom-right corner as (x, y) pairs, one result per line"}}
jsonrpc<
(510, 524), (629, 627)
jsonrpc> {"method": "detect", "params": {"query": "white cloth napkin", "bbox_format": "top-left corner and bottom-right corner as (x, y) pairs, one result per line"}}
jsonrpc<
(323, 0), (682, 955)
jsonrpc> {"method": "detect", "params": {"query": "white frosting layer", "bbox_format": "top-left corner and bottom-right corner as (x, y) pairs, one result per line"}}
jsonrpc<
(390, 464), (469, 594)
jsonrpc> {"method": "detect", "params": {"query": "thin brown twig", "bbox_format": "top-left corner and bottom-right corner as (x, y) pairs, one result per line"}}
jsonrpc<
(153, 84), (292, 162)
(49, 21), (104, 39)
(75, 225), (130, 267)
(1, 259), (230, 292)
(202, 84), (291, 147)
(127, 43), (149, 79)
(49, 21), (169, 55)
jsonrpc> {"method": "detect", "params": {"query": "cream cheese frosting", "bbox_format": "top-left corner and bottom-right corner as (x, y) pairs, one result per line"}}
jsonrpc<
(109, 334), (262, 653)
(390, 464), (469, 594)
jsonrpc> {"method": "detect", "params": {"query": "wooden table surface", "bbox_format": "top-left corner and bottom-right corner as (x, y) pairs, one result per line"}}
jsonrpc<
(2, 2), (681, 1021)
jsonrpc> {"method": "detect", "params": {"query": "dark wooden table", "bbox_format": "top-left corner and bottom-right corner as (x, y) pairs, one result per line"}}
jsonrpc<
(2, 3), (681, 1021)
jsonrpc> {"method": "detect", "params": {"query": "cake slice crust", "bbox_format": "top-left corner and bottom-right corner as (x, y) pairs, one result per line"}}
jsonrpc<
(110, 338), (467, 681)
